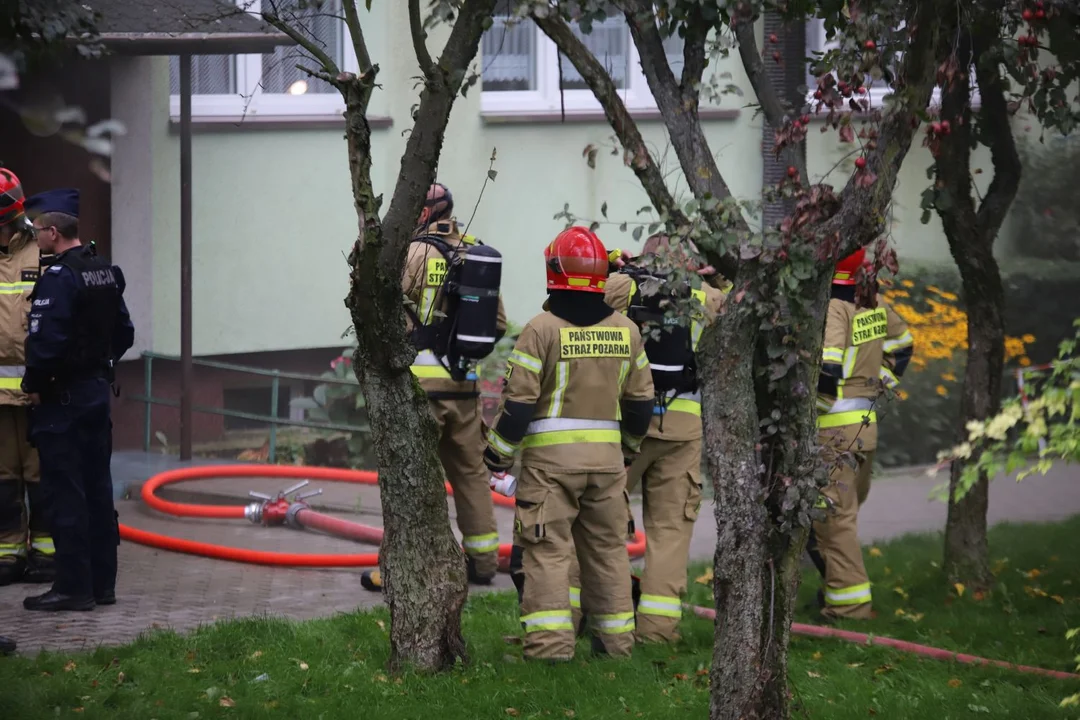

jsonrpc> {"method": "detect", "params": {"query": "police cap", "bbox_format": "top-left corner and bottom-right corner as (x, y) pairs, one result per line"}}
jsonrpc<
(23, 188), (80, 219)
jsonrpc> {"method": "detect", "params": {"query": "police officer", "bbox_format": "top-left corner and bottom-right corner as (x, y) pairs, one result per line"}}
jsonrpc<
(809, 247), (913, 620)
(361, 183), (507, 592)
(20, 188), (135, 612)
(0, 168), (54, 586)
(589, 234), (725, 643)
(485, 226), (655, 662)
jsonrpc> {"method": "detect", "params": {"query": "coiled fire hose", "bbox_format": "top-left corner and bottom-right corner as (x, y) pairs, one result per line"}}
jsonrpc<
(118, 465), (1080, 681)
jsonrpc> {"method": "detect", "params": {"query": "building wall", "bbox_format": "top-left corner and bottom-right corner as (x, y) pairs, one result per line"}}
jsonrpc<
(137, 10), (1014, 358)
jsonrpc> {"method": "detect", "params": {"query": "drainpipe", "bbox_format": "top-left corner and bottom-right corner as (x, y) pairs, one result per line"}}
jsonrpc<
(179, 53), (193, 461)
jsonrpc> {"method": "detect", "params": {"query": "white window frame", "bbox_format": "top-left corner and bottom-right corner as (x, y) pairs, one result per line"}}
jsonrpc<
(168, 0), (358, 120)
(479, 14), (684, 116)
(805, 19), (981, 113)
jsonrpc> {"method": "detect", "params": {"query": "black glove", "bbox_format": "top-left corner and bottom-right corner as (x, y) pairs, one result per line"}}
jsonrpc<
(483, 447), (513, 474)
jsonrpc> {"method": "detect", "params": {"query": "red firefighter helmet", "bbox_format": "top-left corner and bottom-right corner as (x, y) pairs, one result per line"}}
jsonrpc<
(545, 226), (609, 293)
(0, 168), (24, 227)
(833, 247), (865, 285)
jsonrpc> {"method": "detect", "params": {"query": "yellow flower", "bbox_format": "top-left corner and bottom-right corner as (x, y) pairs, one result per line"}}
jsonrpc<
(901, 280), (915, 288)
(1020, 357), (1032, 367)
(938, 291), (959, 301)
(936, 385), (949, 397)
(897, 389), (910, 400)
(941, 372), (957, 382)
(1022, 334), (1036, 343)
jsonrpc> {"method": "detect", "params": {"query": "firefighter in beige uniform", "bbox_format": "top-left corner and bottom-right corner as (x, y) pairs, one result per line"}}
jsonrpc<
(398, 183), (506, 585)
(601, 239), (725, 641)
(485, 226), (655, 661)
(0, 168), (54, 586)
(811, 247), (913, 620)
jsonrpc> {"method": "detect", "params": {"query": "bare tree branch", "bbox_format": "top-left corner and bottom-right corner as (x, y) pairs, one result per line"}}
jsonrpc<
(530, 10), (687, 227)
(261, 9), (340, 77)
(972, 36), (1021, 235)
(732, 13), (808, 186)
(821, 0), (947, 258)
(679, 10), (708, 102)
(409, 0), (435, 76)
(380, 0), (499, 273)
(342, 0), (373, 75)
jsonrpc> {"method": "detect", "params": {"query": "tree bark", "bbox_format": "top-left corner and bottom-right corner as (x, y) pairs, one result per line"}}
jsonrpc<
(936, 22), (1020, 590)
(315, 0), (497, 672)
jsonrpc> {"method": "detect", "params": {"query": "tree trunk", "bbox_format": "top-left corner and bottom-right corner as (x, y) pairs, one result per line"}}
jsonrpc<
(335, 0), (497, 671)
(934, 24), (1020, 590)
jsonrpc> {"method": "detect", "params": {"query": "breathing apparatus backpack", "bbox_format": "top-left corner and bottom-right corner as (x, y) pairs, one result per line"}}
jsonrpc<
(620, 263), (701, 418)
(407, 231), (503, 381)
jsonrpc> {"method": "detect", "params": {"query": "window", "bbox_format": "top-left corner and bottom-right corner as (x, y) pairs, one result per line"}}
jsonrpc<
(168, 0), (355, 119)
(805, 19), (980, 112)
(480, 2), (686, 116)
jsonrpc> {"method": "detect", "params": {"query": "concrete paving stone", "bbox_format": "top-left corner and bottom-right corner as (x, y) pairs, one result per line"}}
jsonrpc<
(2, 452), (1079, 656)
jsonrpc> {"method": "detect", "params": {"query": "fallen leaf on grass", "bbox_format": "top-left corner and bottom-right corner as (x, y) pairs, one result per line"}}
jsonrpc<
(954, 583), (965, 598)
(1052, 595), (1065, 604)
(874, 665), (894, 675)
(506, 709), (520, 717)
(807, 671), (822, 678)
(219, 697), (235, 708)
(564, 711), (576, 718)
(972, 591), (986, 602)
(674, 673), (688, 681)
(116, 672), (125, 685)
(812, 652), (823, 660)
(1025, 569), (1042, 579)
(376, 620), (386, 631)
(894, 608), (906, 617)
(188, 668), (201, 674)
(250, 651), (262, 659)
(299, 661), (309, 671)
(902, 612), (925, 623)
(64, 661), (77, 672)
(947, 678), (962, 688)
(868, 547), (882, 558)
(374, 674), (387, 683)
(884, 567), (892, 576)
(847, 663), (863, 669)
(695, 569), (713, 585)
(73, 708), (84, 714)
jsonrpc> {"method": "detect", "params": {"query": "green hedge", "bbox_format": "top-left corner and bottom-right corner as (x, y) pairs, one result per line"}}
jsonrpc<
(874, 259), (1080, 468)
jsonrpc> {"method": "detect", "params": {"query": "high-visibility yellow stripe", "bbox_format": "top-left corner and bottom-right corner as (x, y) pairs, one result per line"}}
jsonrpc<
(0, 282), (34, 294)
(508, 350), (542, 374)
(410, 365), (452, 379)
(638, 594), (682, 619)
(883, 329), (914, 352)
(824, 582), (872, 606)
(521, 610), (575, 633)
(569, 587), (581, 609)
(0, 543), (26, 557)
(666, 398), (701, 416)
(0, 378), (23, 390)
(30, 537), (54, 555)
(879, 366), (899, 388)
(615, 360), (630, 420)
(462, 533), (499, 554)
(822, 347), (844, 364)
(635, 351), (649, 370)
(817, 410), (876, 429)
(521, 429), (621, 449)
(547, 361), (568, 418)
(590, 611), (635, 634)
(488, 429), (517, 457)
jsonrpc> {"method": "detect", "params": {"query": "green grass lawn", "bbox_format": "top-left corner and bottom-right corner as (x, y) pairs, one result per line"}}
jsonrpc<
(4, 518), (1080, 719)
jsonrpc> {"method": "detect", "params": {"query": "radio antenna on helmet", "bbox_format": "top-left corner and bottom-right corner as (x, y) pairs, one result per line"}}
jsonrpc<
(463, 147), (497, 237)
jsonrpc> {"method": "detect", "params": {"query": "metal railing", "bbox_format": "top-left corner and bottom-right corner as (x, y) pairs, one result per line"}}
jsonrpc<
(132, 352), (368, 463)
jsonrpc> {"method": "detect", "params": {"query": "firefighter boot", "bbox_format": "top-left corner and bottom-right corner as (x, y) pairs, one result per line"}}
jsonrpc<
(0, 557), (25, 587)
(0, 634), (14, 655)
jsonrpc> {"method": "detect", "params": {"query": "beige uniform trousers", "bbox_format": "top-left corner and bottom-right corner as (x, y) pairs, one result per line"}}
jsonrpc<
(515, 466), (635, 661)
(813, 421), (875, 619)
(430, 396), (499, 578)
(0, 406), (48, 565)
(568, 436), (703, 642)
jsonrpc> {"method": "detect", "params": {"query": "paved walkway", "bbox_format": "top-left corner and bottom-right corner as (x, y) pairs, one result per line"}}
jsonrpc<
(1, 452), (1078, 655)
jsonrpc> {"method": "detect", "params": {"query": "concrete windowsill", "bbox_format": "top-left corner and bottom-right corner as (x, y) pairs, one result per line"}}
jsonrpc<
(480, 107), (740, 125)
(166, 114), (393, 134)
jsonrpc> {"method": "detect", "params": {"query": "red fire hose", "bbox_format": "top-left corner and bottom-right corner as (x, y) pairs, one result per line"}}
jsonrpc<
(117, 464), (647, 569)
(686, 603), (1080, 681)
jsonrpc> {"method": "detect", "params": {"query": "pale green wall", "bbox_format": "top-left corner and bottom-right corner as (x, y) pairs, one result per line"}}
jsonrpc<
(147, 10), (1010, 355)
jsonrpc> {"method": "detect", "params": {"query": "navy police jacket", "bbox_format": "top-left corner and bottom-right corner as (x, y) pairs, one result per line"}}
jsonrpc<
(22, 245), (135, 395)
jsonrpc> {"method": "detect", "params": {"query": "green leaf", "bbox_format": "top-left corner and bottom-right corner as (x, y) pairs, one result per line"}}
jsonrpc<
(487, 169), (498, 181)
(601, 201), (608, 218)
(632, 226), (644, 241)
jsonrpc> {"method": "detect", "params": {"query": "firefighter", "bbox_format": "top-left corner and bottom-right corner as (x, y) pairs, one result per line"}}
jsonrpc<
(0, 168), (54, 587)
(808, 247), (913, 620)
(485, 226), (655, 662)
(597, 235), (725, 642)
(0, 633), (13, 655)
(361, 183), (507, 593)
